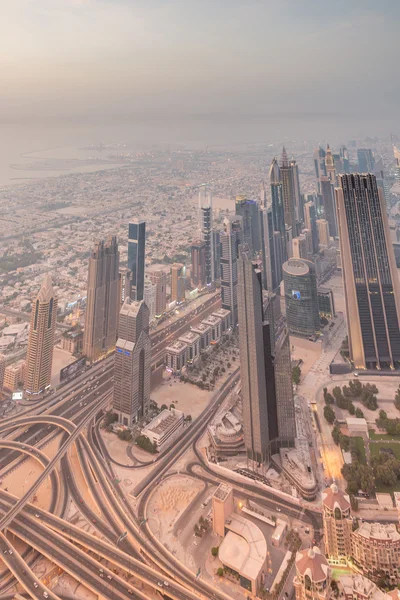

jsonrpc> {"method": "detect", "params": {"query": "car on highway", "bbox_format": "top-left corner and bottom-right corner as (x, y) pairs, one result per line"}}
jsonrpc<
(43, 592), (48, 598)
(33, 582), (38, 588)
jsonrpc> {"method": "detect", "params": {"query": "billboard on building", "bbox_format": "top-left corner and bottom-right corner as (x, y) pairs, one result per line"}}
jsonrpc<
(60, 357), (86, 382)
(12, 391), (23, 401)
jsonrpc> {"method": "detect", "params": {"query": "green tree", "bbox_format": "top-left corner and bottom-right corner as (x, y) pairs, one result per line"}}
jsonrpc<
(217, 568), (224, 577)
(348, 402), (355, 415)
(379, 410), (387, 421)
(211, 547), (219, 557)
(324, 405), (336, 424)
(292, 365), (301, 385)
(103, 411), (118, 427)
(355, 408), (364, 418)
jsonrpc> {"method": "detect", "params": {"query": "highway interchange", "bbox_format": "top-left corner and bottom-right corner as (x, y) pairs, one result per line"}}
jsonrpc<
(0, 294), (322, 600)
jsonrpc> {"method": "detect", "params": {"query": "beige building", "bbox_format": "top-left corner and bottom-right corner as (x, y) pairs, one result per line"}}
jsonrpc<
(351, 522), (400, 580)
(3, 360), (25, 392)
(322, 484), (352, 564)
(141, 408), (184, 452)
(293, 235), (308, 259)
(83, 237), (120, 363)
(165, 340), (187, 373)
(24, 275), (58, 396)
(294, 547), (332, 600)
(316, 219), (330, 247)
(212, 483), (234, 537)
(170, 263), (185, 303)
(61, 329), (83, 355)
(148, 270), (167, 317)
(0, 354), (5, 393)
(336, 574), (387, 600)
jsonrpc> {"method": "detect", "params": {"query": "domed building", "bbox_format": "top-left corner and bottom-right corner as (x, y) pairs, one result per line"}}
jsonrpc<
(293, 546), (332, 600)
(322, 483), (353, 564)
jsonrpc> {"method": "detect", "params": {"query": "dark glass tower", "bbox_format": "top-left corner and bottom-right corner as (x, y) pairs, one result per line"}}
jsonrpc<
(128, 221), (146, 301)
(320, 176), (338, 238)
(235, 196), (261, 255)
(336, 174), (400, 370)
(357, 149), (375, 173)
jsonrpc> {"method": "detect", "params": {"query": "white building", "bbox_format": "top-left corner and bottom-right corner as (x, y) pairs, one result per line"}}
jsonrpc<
(191, 322), (212, 351)
(212, 308), (231, 332)
(141, 408), (184, 452)
(202, 315), (222, 343)
(178, 331), (200, 363)
(165, 340), (187, 373)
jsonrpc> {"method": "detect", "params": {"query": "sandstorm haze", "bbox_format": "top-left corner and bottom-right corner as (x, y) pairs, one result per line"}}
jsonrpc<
(1, 0), (399, 142)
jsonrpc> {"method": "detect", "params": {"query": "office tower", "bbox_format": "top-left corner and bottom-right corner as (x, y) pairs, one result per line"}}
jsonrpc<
(191, 240), (206, 288)
(325, 144), (337, 186)
(170, 263), (185, 303)
(113, 299), (151, 426)
(24, 275), (58, 395)
(127, 221), (145, 301)
(119, 268), (132, 305)
(320, 176), (337, 238)
(394, 145), (400, 180)
(274, 325), (296, 447)
(316, 219), (330, 247)
(148, 270), (167, 317)
(260, 180), (267, 208)
(290, 158), (303, 223)
(285, 224), (293, 259)
(283, 258), (320, 338)
(199, 187), (214, 285)
(339, 145), (350, 173)
(292, 235), (308, 260)
(269, 158), (286, 238)
(280, 147), (296, 231)
(235, 196), (261, 255)
(322, 484), (352, 564)
(220, 216), (242, 326)
(304, 201), (319, 254)
(313, 146), (327, 193)
(237, 250), (278, 466)
(83, 237), (120, 362)
(373, 156), (390, 208)
(336, 174), (400, 370)
(260, 206), (282, 292)
(357, 148), (375, 173)
(143, 277), (156, 321)
(293, 547), (331, 600)
(213, 230), (221, 281)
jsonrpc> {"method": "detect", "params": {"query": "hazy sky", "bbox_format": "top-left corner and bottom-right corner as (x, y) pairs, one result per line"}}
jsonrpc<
(1, 0), (399, 123)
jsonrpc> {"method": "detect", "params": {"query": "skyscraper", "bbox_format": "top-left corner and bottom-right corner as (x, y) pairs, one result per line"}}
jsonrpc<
(304, 201), (319, 254)
(148, 269), (167, 317)
(280, 147), (296, 231)
(339, 145), (350, 173)
(292, 235), (308, 260)
(357, 148), (375, 173)
(113, 298), (151, 426)
(260, 206), (281, 292)
(213, 230), (221, 281)
(128, 220), (146, 301)
(119, 268), (132, 305)
(237, 250), (277, 466)
(325, 144), (337, 186)
(313, 146), (327, 192)
(191, 240), (206, 288)
(143, 277), (156, 321)
(320, 176), (337, 238)
(316, 219), (330, 247)
(269, 158), (286, 239)
(393, 145), (400, 181)
(199, 187), (214, 285)
(336, 174), (400, 370)
(220, 216), (243, 326)
(235, 196), (261, 255)
(273, 325), (296, 448)
(290, 158), (303, 223)
(283, 258), (320, 338)
(25, 274), (58, 395)
(83, 237), (120, 362)
(171, 263), (185, 303)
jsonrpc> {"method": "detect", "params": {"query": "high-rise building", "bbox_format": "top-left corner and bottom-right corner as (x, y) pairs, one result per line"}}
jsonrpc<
(235, 196), (261, 255)
(83, 237), (120, 362)
(325, 144), (337, 186)
(283, 258), (320, 338)
(113, 298), (151, 426)
(127, 221), (146, 301)
(316, 219), (330, 247)
(290, 158), (303, 223)
(313, 146), (327, 193)
(339, 146), (350, 173)
(292, 235), (308, 260)
(293, 547), (331, 600)
(393, 145), (400, 181)
(281, 147), (296, 231)
(220, 216), (242, 326)
(269, 158), (286, 239)
(285, 224), (293, 259)
(357, 148), (375, 173)
(199, 187), (214, 285)
(320, 176), (337, 238)
(0, 354), (6, 394)
(373, 156), (390, 209)
(322, 484), (352, 565)
(119, 268), (132, 305)
(237, 250), (278, 466)
(148, 270), (167, 317)
(25, 275), (58, 395)
(191, 240), (206, 289)
(336, 174), (400, 370)
(170, 263), (185, 303)
(273, 325), (296, 448)
(143, 277), (156, 321)
(213, 230), (221, 281)
(260, 206), (282, 292)
(304, 201), (319, 254)
(352, 522), (400, 580)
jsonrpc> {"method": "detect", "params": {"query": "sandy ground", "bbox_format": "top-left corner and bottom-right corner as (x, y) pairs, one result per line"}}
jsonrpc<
(51, 347), (75, 386)
(151, 375), (213, 420)
(290, 337), (322, 376)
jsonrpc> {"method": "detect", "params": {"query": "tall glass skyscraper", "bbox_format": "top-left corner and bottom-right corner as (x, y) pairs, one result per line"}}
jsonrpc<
(199, 187), (214, 285)
(283, 258), (320, 338)
(235, 196), (261, 255)
(220, 216), (243, 326)
(128, 220), (146, 301)
(357, 148), (375, 173)
(336, 174), (400, 370)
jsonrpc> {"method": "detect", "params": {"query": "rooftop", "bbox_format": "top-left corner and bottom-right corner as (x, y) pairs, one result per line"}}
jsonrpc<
(178, 331), (200, 345)
(213, 483), (232, 502)
(283, 258), (313, 277)
(202, 315), (222, 326)
(116, 339), (135, 353)
(322, 483), (351, 512)
(295, 547), (329, 583)
(143, 408), (184, 436)
(219, 514), (267, 582)
(354, 522), (400, 543)
(166, 340), (188, 353)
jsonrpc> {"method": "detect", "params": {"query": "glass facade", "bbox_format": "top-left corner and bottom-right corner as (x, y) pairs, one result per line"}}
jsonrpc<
(283, 258), (320, 338)
(128, 221), (146, 301)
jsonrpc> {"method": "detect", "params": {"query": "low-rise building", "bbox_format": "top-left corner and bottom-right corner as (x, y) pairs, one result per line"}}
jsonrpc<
(165, 340), (187, 373)
(202, 315), (222, 343)
(294, 547), (332, 600)
(322, 484), (352, 564)
(191, 322), (212, 351)
(212, 483), (234, 537)
(61, 329), (84, 355)
(337, 574), (386, 600)
(178, 331), (200, 363)
(141, 408), (184, 452)
(212, 308), (231, 333)
(351, 522), (400, 580)
(346, 417), (368, 436)
(3, 360), (25, 392)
